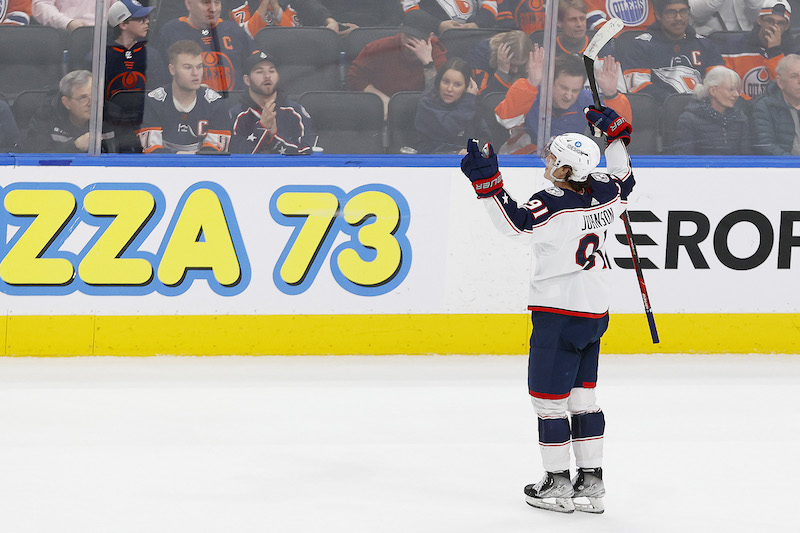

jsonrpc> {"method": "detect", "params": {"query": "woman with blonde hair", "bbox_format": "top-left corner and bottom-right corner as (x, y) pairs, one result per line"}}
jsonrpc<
(674, 66), (751, 154)
(466, 30), (534, 94)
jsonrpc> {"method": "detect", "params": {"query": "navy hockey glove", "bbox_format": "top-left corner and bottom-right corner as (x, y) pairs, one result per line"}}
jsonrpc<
(460, 139), (503, 198)
(585, 105), (632, 146)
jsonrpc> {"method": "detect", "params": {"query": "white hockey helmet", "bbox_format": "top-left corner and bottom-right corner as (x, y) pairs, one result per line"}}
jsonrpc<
(542, 133), (600, 182)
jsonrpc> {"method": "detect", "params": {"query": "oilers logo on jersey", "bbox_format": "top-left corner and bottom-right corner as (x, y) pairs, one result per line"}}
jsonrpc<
(741, 66), (770, 98)
(606, 0), (648, 27)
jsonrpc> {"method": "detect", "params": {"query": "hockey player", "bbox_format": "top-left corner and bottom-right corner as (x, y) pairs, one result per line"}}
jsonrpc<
(460, 105), (635, 514)
(136, 40), (232, 154)
(619, 0), (724, 104)
(228, 50), (315, 154)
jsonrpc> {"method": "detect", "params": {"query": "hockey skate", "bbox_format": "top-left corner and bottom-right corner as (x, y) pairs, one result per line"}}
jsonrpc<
(524, 471), (575, 513)
(572, 467), (605, 514)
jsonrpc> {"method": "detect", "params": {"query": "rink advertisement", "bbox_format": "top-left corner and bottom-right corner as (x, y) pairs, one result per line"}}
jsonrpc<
(0, 161), (797, 355)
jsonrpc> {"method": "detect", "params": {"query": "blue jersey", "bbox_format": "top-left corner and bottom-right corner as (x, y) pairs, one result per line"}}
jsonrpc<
(155, 17), (254, 92)
(228, 92), (315, 154)
(137, 85), (232, 153)
(620, 25), (724, 103)
(105, 41), (165, 100)
(482, 139), (634, 316)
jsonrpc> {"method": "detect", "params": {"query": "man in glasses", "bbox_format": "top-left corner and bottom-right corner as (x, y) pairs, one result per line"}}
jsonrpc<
(22, 70), (117, 152)
(718, 0), (800, 99)
(618, 0), (724, 103)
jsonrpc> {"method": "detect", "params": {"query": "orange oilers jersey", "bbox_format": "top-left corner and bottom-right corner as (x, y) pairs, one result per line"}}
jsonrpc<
(723, 53), (779, 100)
(584, 0), (656, 32)
(229, 0), (299, 38)
(0, 0), (31, 25)
(715, 32), (799, 99)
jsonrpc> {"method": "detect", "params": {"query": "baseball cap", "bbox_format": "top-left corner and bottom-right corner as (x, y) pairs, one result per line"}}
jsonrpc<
(760, 0), (791, 21)
(243, 50), (280, 75)
(400, 12), (434, 39)
(399, 23), (431, 40)
(107, 0), (154, 27)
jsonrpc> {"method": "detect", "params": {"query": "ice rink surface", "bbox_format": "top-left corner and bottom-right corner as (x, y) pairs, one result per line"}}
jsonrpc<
(1, 353), (798, 533)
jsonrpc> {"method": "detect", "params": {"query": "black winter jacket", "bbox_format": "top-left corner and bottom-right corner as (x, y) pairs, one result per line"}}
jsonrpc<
(22, 95), (117, 154)
(674, 98), (750, 155)
(753, 80), (799, 155)
(414, 91), (490, 154)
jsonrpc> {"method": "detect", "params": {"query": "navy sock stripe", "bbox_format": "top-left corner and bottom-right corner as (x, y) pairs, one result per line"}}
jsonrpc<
(571, 411), (605, 439)
(538, 417), (570, 444)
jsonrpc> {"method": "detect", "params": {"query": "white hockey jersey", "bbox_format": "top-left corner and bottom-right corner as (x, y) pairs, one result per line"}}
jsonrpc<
(483, 140), (634, 316)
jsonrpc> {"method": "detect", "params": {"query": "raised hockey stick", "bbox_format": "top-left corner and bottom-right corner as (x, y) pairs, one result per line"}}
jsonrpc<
(582, 17), (624, 110)
(583, 19), (660, 344)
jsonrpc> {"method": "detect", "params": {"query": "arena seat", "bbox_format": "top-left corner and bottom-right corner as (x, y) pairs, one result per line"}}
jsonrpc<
(660, 92), (695, 154)
(66, 25), (94, 72)
(386, 91), (422, 153)
(298, 91), (385, 154)
(344, 27), (401, 64)
(254, 27), (343, 94)
(480, 91), (510, 147)
(625, 92), (659, 155)
(438, 28), (507, 60)
(0, 26), (64, 100)
(11, 89), (55, 140)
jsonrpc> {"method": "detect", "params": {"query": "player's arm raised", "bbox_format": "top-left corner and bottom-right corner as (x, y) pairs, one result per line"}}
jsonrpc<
(584, 106), (634, 198)
(460, 139), (548, 235)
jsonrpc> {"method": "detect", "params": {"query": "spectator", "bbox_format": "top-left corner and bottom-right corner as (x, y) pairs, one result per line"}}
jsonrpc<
(106, 0), (165, 99)
(402, 0), (498, 35)
(23, 70), (117, 153)
(1, 0), (32, 25)
(496, 0), (546, 33)
(228, 50), (315, 154)
(584, 0), (657, 32)
(674, 66), (750, 154)
(719, 0), (799, 99)
(466, 30), (535, 95)
(230, 0), (354, 38)
(32, 0), (110, 31)
(688, 0), (762, 35)
(0, 100), (21, 151)
(556, 0), (593, 55)
(136, 40), (232, 153)
(753, 53), (800, 154)
(495, 50), (632, 153)
(414, 57), (490, 153)
(619, 0), (724, 104)
(230, 0), (295, 37)
(347, 18), (447, 119)
(556, 0), (626, 95)
(155, 0), (253, 93)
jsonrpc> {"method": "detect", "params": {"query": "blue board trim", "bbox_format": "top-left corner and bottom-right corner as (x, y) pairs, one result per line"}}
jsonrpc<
(2, 153), (800, 168)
